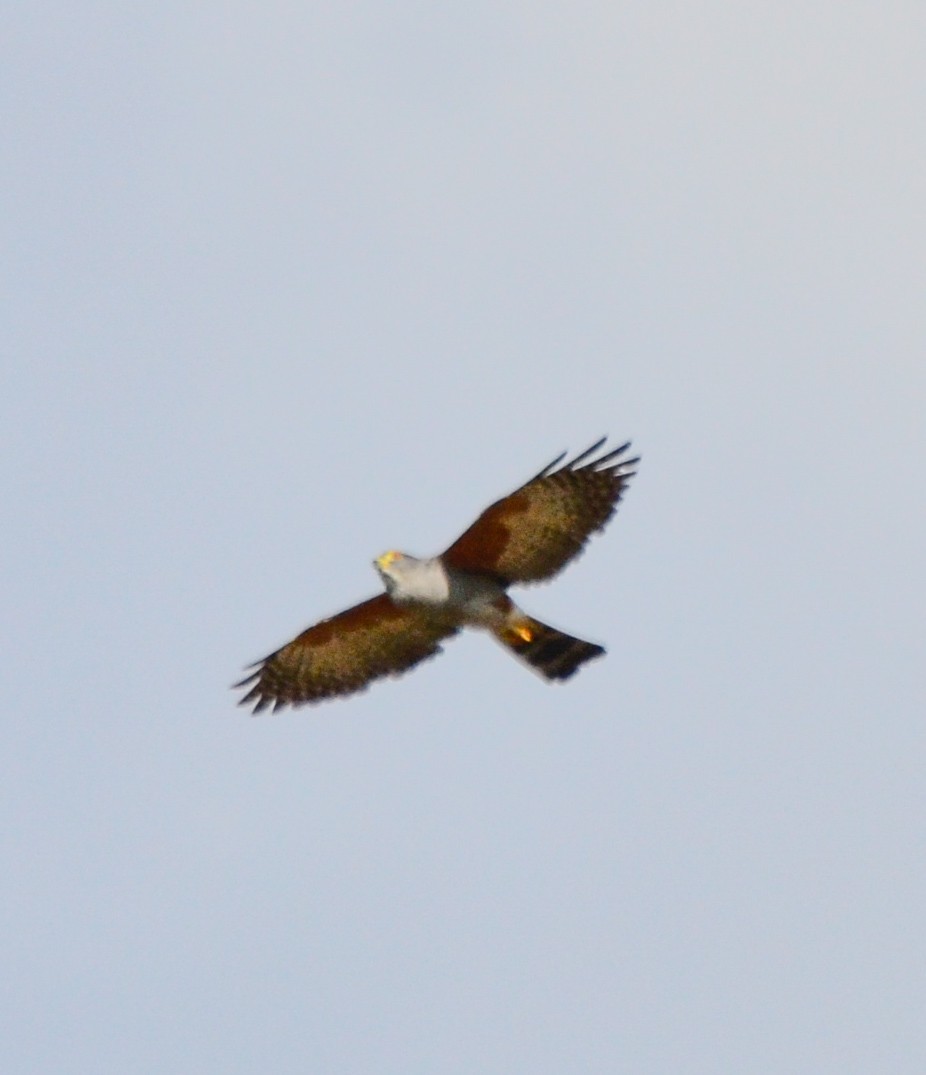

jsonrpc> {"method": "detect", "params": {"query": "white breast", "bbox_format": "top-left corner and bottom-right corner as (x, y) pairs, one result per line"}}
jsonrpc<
(386, 556), (451, 604)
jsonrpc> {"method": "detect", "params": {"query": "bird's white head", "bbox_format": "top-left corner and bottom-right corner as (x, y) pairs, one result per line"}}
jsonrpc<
(374, 550), (407, 593)
(375, 550), (403, 570)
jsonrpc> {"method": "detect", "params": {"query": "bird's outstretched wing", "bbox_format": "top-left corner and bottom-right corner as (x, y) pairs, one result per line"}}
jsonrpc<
(235, 594), (460, 713)
(441, 437), (638, 585)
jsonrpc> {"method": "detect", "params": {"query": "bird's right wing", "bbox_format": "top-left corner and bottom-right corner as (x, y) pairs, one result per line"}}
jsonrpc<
(235, 594), (460, 712)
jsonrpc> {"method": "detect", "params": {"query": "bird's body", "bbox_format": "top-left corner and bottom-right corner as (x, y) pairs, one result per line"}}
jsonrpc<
(374, 551), (604, 681)
(376, 551), (503, 622)
(236, 437), (638, 712)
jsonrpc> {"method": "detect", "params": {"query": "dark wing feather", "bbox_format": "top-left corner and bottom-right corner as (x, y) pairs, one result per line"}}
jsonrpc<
(235, 593), (460, 713)
(441, 438), (638, 585)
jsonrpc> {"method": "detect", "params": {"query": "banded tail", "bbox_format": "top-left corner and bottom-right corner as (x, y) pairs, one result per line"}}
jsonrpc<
(495, 616), (604, 681)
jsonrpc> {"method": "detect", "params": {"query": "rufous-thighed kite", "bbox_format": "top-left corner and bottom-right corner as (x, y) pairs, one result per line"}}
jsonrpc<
(236, 437), (638, 712)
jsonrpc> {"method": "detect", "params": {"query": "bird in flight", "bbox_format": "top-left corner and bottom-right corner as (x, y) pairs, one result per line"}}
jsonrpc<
(235, 437), (639, 712)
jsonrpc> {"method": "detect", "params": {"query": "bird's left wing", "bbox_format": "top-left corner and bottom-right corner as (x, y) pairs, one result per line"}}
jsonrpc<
(441, 437), (638, 585)
(235, 593), (460, 712)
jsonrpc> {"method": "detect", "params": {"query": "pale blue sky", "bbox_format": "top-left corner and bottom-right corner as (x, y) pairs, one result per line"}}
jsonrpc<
(3, 4), (925, 1072)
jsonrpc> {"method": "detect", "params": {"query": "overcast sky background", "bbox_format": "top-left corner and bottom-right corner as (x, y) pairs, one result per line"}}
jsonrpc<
(3, 3), (924, 1072)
